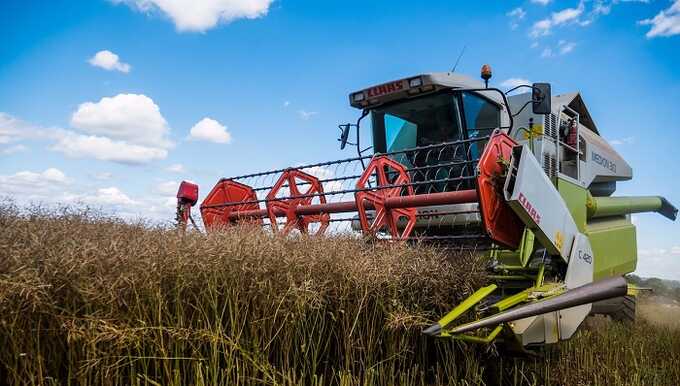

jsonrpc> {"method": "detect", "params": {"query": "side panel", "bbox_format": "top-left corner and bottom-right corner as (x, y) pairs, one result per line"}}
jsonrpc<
(558, 178), (588, 232)
(504, 145), (579, 260)
(586, 217), (637, 280)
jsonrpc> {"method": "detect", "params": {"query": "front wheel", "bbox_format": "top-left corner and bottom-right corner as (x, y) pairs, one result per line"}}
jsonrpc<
(610, 295), (636, 323)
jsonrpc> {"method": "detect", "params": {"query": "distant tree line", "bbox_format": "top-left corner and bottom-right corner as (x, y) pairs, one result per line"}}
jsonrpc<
(627, 274), (680, 301)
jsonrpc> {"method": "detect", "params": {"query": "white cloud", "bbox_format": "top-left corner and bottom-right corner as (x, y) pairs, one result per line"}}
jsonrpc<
(531, 0), (551, 5)
(0, 168), (177, 222)
(189, 117), (232, 143)
(3, 109), (170, 165)
(165, 163), (185, 173)
(51, 131), (168, 164)
(55, 93), (173, 164)
(553, 3), (585, 24)
(1, 144), (28, 155)
(111, 0), (275, 32)
(155, 180), (179, 196)
(500, 78), (531, 90)
(530, 1), (585, 38)
(85, 187), (137, 206)
(558, 40), (577, 54)
(639, 0), (680, 38)
(636, 245), (680, 279)
(93, 172), (113, 180)
(298, 110), (318, 120)
(0, 112), (49, 143)
(283, 101), (291, 107)
(609, 136), (635, 145)
(71, 93), (171, 148)
(88, 50), (131, 73)
(507, 7), (526, 30)
(0, 168), (70, 200)
(540, 41), (576, 58)
(299, 165), (344, 192)
(531, 19), (553, 37)
(639, 246), (680, 257)
(302, 165), (333, 180)
(530, 41), (540, 48)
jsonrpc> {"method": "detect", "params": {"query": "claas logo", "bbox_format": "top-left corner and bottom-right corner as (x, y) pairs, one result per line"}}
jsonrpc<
(518, 192), (541, 225)
(366, 80), (404, 98)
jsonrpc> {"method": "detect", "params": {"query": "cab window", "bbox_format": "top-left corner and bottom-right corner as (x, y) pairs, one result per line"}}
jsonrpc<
(371, 92), (462, 154)
(462, 92), (500, 134)
(461, 92), (500, 160)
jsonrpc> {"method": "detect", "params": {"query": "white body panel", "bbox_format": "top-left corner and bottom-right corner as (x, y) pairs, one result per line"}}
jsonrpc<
(504, 145), (578, 261)
(558, 233), (595, 339)
(579, 128), (632, 187)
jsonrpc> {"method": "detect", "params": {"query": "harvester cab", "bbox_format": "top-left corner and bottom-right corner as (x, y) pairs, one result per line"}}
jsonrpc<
(176, 65), (677, 349)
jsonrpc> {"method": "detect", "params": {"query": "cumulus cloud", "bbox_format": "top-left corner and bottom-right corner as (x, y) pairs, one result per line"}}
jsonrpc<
(71, 94), (171, 148)
(165, 163), (185, 173)
(1, 144), (28, 155)
(500, 78), (532, 90)
(0, 168), (70, 201)
(0, 112), (49, 144)
(0, 167), (178, 222)
(88, 50), (131, 73)
(155, 180), (179, 196)
(540, 40), (576, 58)
(85, 187), (137, 206)
(51, 131), (168, 165)
(531, 0), (551, 5)
(111, 0), (275, 32)
(639, 0), (680, 38)
(48, 94), (174, 164)
(189, 117), (232, 143)
(636, 245), (680, 279)
(530, 1), (585, 37)
(507, 7), (526, 30)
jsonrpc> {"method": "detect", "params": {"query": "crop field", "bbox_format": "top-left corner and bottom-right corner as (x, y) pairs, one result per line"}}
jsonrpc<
(1, 205), (679, 386)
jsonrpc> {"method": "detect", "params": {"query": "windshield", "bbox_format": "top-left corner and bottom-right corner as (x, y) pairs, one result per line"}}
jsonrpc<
(371, 92), (462, 154)
(367, 91), (501, 193)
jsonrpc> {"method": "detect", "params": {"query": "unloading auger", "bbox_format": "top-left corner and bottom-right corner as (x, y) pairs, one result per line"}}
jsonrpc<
(175, 66), (677, 348)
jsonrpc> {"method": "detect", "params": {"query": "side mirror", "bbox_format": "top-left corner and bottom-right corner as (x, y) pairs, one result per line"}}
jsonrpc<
(338, 124), (351, 150)
(532, 83), (552, 115)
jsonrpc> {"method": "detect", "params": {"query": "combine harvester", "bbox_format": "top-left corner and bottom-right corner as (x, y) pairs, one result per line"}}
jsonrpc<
(175, 66), (677, 349)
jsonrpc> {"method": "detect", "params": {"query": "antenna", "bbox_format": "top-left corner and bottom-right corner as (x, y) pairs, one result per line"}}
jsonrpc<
(451, 44), (467, 73)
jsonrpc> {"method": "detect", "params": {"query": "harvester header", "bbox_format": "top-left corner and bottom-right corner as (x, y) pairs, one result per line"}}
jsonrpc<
(176, 66), (676, 349)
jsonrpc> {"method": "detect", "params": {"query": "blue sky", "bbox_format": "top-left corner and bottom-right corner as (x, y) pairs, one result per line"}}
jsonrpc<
(1, 0), (679, 279)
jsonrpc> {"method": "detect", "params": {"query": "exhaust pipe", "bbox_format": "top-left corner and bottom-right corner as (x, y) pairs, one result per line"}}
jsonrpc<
(424, 276), (627, 336)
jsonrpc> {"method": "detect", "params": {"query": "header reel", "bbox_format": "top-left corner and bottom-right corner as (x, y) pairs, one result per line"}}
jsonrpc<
(178, 131), (524, 248)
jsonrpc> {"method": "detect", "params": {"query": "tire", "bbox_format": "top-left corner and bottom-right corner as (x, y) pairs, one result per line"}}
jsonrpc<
(610, 295), (636, 323)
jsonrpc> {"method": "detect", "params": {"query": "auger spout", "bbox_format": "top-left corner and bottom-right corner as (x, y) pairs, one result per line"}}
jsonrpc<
(441, 276), (628, 335)
(587, 194), (678, 221)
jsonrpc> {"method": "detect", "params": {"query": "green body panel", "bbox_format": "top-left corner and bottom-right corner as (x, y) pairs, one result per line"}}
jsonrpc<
(586, 217), (637, 280)
(587, 195), (663, 219)
(557, 178), (588, 232)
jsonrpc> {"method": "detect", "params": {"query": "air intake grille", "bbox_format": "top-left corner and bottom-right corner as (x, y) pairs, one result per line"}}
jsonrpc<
(543, 152), (557, 178)
(544, 113), (558, 139)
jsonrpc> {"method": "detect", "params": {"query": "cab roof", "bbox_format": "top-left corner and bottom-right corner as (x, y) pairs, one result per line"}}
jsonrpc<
(349, 72), (504, 109)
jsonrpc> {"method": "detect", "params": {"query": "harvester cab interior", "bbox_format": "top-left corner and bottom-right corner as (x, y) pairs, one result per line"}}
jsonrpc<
(176, 65), (677, 350)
